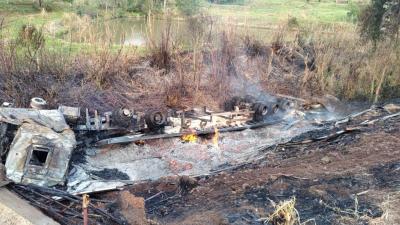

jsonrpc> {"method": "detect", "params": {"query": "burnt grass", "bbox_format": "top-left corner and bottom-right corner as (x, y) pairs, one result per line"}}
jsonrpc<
(247, 161), (399, 224)
(123, 115), (400, 225)
(139, 161), (398, 225)
(241, 171), (387, 224)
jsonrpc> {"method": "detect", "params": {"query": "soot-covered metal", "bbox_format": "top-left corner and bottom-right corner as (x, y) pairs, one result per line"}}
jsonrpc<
(0, 95), (341, 188)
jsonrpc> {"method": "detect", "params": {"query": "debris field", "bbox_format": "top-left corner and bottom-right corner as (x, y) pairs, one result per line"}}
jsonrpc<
(0, 95), (399, 225)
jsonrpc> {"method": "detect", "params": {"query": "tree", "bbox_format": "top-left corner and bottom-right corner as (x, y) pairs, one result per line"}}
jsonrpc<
(359, 0), (400, 45)
(381, 1), (400, 42)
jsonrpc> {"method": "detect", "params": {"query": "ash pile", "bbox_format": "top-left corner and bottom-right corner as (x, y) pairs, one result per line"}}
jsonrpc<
(1, 94), (398, 224)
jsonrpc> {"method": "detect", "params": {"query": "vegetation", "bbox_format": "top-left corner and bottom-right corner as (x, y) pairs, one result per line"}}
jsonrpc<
(176, 0), (201, 16)
(359, 0), (400, 45)
(0, 0), (399, 109)
(205, 0), (358, 26)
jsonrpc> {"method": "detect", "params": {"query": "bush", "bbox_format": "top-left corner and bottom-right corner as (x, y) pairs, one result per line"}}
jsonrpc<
(17, 25), (45, 51)
(359, 0), (388, 44)
(347, 1), (361, 23)
(32, 0), (57, 12)
(176, 0), (201, 16)
(288, 17), (299, 28)
(75, 5), (98, 18)
(127, 0), (146, 13)
(359, 0), (400, 45)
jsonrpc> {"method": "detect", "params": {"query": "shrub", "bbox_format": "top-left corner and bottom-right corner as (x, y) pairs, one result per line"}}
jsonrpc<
(288, 17), (299, 28)
(75, 4), (98, 18)
(176, 0), (201, 16)
(127, 0), (146, 13)
(32, 0), (60, 12)
(17, 25), (45, 51)
(347, 1), (361, 23)
(359, 0), (400, 45)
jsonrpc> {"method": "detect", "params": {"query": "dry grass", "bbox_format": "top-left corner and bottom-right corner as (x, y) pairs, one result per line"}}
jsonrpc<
(240, 22), (400, 102)
(1, 19), (399, 111)
(276, 24), (399, 101)
(369, 192), (400, 225)
(260, 197), (300, 225)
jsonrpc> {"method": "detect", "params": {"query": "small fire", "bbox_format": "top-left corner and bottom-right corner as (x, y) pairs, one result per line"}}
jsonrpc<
(213, 126), (219, 147)
(181, 129), (197, 142)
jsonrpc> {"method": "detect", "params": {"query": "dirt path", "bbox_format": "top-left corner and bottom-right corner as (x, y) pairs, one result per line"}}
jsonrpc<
(124, 114), (400, 225)
(0, 188), (59, 225)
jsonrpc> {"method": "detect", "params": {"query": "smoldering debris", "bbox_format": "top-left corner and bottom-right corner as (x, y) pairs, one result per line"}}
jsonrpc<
(0, 94), (310, 189)
(1, 97), (398, 191)
(0, 96), (399, 225)
(138, 152), (399, 225)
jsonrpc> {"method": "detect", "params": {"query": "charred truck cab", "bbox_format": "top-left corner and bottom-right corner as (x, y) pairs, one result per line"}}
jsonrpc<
(0, 105), (76, 186)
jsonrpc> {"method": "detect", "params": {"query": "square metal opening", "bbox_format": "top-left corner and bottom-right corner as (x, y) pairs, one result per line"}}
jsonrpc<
(28, 146), (50, 167)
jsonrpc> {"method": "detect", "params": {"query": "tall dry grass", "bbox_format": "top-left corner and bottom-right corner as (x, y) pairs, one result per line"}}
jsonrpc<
(0, 23), (141, 108)
(1, 18), (399, 111)
(146, 13), (236, 110)
(307, 25), (400, 102)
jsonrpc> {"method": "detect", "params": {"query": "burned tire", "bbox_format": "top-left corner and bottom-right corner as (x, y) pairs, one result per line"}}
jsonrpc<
(268, 103), (279, 115)
(145, 110), (167, 130)
(252, 103), (268, 122)
(277, 99), (293, 111)
(112, 108), (133, 128)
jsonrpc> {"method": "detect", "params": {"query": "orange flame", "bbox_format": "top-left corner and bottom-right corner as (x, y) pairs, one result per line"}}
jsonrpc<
(213, 126), (219, 147)
(181, 129), (197, 142)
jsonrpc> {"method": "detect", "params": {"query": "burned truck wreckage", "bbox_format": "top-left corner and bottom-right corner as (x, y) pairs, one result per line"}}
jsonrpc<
(1, 94), (400, 224)
(0, 95), (309, 188)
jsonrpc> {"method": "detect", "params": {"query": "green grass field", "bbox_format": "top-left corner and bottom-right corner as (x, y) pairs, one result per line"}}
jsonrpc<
(205, 0), (363, 26)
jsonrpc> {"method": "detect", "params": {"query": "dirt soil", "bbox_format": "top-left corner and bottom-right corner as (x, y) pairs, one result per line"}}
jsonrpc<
(115, 113), (400, 225)
(0, 188), (59, 225)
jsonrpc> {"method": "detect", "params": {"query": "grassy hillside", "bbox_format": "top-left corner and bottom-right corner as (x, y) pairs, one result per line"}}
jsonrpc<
(206, 0), (362, 26)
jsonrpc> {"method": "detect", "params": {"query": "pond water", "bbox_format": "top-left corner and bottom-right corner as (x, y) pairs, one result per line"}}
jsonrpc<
(61, 17), (274, 46)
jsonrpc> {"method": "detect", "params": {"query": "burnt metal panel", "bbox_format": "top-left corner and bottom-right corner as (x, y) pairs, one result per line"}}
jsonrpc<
(5, 122), (76, 186)
(0, 108), (69, 132)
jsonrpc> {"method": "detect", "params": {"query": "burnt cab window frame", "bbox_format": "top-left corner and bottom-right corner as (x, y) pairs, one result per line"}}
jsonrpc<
(26, 144), (53, 169)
